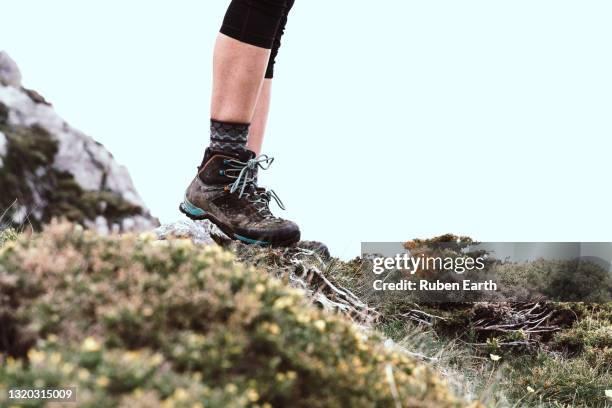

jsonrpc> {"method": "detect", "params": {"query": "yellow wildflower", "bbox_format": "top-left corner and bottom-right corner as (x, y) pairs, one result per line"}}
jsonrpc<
(151, 353), (164, 366)
(96, 376), (110, 387)
(174, 388), (188, 401)
(255, 283), (266, 294)
(263, 323), (280, 335)
(175, 239), (193, 249)
(246, 389), (259, 402)
(78, 368), (90, 381)
(27, 349), (45, 364)
(273, 296), (294, 309)
(314, 320), (326, 332)
(122, 351), (140, 363)
(61, 362), (75, 375)
(142, 306), (154, 317)
(82, 337), (101, 352)
(296, 313), (311, 324)
(139, 232), (157, 242)
(49, 352), (62, 365)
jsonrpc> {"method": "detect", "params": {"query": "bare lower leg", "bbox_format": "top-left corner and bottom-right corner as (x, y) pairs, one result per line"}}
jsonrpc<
(247, 79), (272, 155)
(210, 34), (270, 123)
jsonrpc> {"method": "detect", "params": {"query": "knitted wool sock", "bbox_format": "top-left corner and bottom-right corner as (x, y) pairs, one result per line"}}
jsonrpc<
(209, 119), (249, 153)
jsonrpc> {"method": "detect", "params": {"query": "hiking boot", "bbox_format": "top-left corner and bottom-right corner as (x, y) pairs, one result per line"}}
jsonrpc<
(180, 148), (300, 246)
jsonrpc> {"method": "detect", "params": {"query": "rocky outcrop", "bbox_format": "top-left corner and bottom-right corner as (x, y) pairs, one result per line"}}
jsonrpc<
(0, 51), (157, 232)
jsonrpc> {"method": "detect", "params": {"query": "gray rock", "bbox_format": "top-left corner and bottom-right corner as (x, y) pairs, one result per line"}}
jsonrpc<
(0, 51), (157, 232)
(0, 52), (21, 87)
(154, 219), (230, 245)
(298, 240), (331, 260)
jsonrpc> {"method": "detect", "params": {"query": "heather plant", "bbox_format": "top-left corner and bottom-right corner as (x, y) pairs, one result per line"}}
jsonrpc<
(0, 222), (474, 408)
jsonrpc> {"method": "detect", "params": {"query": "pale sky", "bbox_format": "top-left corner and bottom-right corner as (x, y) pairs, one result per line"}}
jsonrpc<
(2, 1), (611, 258)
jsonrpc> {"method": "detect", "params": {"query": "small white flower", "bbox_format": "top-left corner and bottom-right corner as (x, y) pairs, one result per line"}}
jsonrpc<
(489, 353), (501, 361)
(605, 389), (612, 400)
(527, 386), (535, 393)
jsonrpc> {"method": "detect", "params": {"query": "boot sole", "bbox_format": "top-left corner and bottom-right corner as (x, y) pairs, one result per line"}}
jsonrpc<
(179, 200), (300, 247)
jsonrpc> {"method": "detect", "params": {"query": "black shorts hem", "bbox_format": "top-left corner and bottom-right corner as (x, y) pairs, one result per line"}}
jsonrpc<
(220, 25), (275, 49)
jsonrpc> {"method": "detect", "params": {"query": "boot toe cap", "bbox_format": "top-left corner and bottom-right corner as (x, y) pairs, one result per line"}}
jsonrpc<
(236, 220), (300, 246)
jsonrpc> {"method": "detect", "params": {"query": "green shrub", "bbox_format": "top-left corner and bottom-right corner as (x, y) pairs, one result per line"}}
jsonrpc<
(0, 222), (472, 407)
(551, 304), (612, 353)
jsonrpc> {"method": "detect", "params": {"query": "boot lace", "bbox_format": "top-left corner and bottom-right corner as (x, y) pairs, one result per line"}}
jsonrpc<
(224, 155), (286, 217)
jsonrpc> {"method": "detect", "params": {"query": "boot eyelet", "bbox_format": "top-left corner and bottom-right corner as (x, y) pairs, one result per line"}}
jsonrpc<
(219, 170), (225, 176)
(223, 159), (229, 165)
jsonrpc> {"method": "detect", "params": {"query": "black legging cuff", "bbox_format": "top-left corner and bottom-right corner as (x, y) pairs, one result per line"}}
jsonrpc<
(220, 0), (289, 49)
(220, 0), (294, 78)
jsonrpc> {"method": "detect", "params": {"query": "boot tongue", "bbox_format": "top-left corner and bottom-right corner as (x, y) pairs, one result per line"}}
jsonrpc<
(205, 147), (255, 162)
(219, 148), (255, 162)
(236, 149), (256, 162)
(219, 148), (258, 193)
